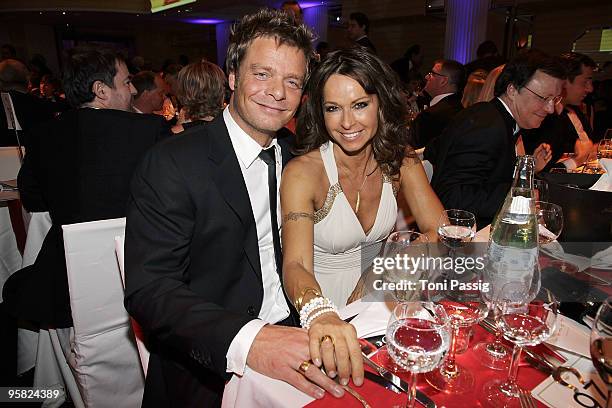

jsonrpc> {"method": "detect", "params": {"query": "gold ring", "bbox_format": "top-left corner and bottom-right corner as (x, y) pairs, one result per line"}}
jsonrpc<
(320, 335), (334, 346)
(298, 360), (311, 375)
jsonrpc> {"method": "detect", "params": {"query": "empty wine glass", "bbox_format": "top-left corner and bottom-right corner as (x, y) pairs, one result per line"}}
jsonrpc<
(590, 297), (612, 407)
(425, 272), (490, 393)
(535, 201), (563, 244)
(481, 285), (559, 408)
(386, 302), (451, 408)
(473, 253), (541, 371)
(383, 231), (430, 302)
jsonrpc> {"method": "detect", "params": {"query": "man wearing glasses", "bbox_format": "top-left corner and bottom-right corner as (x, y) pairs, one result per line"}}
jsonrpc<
(523, 52), (597, 172)
(413, 59), (465, 150)
(430, 50), (566, 228)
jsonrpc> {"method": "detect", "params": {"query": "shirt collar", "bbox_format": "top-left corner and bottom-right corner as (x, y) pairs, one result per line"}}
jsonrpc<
(355, 35), (367, 42)
(429, 92), (454, 107)
(223, 106), (279, 168)
(496, 97), (520, 135)
(132, 105), (143, 114)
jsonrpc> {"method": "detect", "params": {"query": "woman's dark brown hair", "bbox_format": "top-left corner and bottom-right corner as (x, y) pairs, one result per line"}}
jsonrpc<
(177, 60), (226, 121)
(296, 47), (415, 177)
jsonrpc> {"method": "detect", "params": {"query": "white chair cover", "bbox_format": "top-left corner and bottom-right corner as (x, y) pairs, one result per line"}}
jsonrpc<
(63, 218), (144, 407)
(114, 235), (149, 375)
(0, 205), (22, 301)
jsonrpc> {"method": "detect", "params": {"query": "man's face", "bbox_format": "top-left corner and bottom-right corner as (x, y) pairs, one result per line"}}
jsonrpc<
(423, 62), (447, 96)
(148, 75), (167, 112)
(564, 64), (594, 106)
(228, 36), (306, 142)
(506, 70), (564, 129)
(347, 19), (365, 41)
(106, 61), (136, 111)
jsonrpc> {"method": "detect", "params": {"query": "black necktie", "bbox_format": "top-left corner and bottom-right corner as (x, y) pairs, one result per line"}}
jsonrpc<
(258, 147), (283, 276)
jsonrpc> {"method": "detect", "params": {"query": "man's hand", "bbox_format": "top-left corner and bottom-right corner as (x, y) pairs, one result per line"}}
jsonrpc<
(534, 143), (552, 173)
(246, 325), (345, 400)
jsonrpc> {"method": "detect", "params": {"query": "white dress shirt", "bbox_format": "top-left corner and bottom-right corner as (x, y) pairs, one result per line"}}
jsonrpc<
(429, 92), (454, 108)
(497, 97), (522, 155)
(223, 107), (290, 376)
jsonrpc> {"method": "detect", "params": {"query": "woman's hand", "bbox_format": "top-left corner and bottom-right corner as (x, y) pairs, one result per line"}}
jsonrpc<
(534, 143), (552, 173)
(308, 313), (364, 387)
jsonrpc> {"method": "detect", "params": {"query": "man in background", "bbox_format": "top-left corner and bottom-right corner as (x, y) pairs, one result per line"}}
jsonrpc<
(347, 12), (376, 54)
(131, 70), (167, 114)
(430, 50), (565, 228)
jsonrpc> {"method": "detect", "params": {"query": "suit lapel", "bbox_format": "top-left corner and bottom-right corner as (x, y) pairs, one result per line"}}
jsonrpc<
(206, 117), (262, 282)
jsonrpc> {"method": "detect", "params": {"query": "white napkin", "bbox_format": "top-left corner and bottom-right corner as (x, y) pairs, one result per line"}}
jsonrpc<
(546, 314), (590, 357)
(590, 158), (611, 192)
(348, 301), (395, 338)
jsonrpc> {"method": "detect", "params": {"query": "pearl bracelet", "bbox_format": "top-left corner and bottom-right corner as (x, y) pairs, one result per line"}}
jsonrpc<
(303, 307), (337, 330)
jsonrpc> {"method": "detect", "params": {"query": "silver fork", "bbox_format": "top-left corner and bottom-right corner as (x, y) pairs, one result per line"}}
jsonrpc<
(518, 388), (537, 408)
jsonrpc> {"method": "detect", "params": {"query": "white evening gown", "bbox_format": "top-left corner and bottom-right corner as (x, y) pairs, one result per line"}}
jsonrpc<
(313, 142), (398, 306)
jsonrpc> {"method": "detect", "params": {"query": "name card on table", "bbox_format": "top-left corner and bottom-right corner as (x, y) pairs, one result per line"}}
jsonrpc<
(531, 350), (607, 408)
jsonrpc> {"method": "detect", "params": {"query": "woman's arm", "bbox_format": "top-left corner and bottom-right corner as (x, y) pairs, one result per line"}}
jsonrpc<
(399, 157), (445, 242)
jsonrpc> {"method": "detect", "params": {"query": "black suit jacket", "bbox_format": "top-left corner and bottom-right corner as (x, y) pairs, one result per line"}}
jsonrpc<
(430, 99), (517, 228)
(414, 92), (464, 151)
(0, 91), (68, 147)
(355, 36), (377, 54)
(522, 106), (592, 172)
(3, 108), (166, 327)
(124, 116), (294, 407)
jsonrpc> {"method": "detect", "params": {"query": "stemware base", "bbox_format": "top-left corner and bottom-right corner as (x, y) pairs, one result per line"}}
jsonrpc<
(425, 363), (474, 394)
(480, 378), (522, 408)
(473, 341), (511, 370)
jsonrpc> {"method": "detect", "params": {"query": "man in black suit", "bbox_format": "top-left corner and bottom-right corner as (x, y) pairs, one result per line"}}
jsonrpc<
(430, 51), (566, 228)
(0, 59), (67, 147)
(3, 48), (167, 328)
(124, 9), (344, 407)
(414, 59), (465, 152)
(464, 40), (506, 76)
(347, 12), (376, 54)
(523, 52), (597, 172)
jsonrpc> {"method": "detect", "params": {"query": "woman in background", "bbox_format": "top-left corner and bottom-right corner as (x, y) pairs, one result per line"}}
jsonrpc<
(461, 69), (487, 108)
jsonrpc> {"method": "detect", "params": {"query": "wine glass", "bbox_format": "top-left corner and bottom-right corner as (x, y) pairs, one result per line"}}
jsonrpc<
(425, 272), (490, 393)
(481, 285), (559, 408)
(590, 297), (612, 407)
(437, 210), (476, 259)
(386, 302), (451, 408)
(473, 253), (541, 370)
(383, 231), (430, 302)
(535, 201), (563, 244)
(597, 139), (612, 160)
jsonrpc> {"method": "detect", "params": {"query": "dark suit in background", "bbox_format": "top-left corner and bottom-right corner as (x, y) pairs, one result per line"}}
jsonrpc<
(430, 99), (517, 228)
(355, 36), (377, 54)
(414, 92), (464, 157)
(3, 108), (167, 327)
(0, 91), (68, 147)
(124, 116), (294, 407)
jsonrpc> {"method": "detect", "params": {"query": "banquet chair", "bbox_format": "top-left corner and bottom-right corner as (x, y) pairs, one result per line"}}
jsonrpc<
(0, 146), (24, 180)
(62, 218), (144, 407)
(114, 234), (150, 375)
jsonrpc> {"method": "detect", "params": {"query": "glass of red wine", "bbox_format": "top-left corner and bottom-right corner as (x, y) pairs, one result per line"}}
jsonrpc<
(590, 297), (612, 407)
(386, 302), (451, 408)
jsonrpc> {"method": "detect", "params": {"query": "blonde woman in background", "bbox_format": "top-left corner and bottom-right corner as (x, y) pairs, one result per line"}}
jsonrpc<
(461, 69), (487, 108)
(171, 59), (226, 134)
(477, 64), (505, 102)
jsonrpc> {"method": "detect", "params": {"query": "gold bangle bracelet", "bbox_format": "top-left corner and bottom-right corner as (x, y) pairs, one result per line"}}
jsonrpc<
(295, 287), (321, 312)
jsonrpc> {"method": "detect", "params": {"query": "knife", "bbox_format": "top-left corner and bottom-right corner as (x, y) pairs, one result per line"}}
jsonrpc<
(362, 353), (436, 408)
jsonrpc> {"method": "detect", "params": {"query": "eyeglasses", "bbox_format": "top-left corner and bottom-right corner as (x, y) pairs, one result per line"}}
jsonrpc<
(426, 71), (447, 79)
(523, 86), (562, 106)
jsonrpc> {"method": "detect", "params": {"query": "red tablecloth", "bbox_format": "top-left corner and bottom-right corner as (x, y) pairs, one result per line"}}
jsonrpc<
(306, 324), (549, 408)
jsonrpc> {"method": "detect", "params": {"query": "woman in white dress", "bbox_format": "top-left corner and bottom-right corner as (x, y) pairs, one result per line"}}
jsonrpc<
(280, 48), (444, 387)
